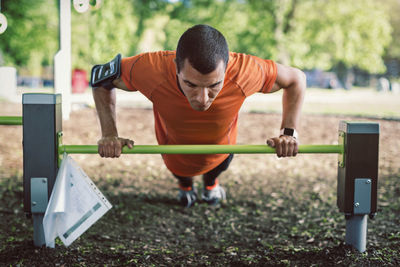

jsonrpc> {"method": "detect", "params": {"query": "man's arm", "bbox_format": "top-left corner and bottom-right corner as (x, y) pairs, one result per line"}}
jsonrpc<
(266, 63), (306, 157)
(92, 77), (134, 158)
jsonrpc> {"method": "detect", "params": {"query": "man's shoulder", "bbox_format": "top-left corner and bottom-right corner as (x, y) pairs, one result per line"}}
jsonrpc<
(147, 50), (176, 60)
(122, 51), (175, 78)
(226, 52), (276, 95)
(226, 52), (256, 80)
(123, 51), (175, 66)
(228, 52), (272, 67)
(120, 51), (176, 94)
(227, 52), (274, 76)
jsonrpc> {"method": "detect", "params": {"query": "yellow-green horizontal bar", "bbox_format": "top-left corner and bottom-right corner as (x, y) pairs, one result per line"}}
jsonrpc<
(61, 144), (343, 154)
(0, 116), (22, 125)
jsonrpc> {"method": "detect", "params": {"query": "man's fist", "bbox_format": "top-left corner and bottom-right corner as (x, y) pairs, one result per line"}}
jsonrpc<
(97, 136), (134, 158)
(266, 135), (298, 157)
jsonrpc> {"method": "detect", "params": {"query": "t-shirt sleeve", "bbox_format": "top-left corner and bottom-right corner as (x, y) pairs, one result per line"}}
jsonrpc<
(234, 54), (277, 96)
(120, 53), (155, 100)
(257, 57), (277, 94)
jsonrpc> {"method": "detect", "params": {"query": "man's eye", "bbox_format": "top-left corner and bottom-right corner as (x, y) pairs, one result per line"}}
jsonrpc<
(187, 83), (196, 88)
(209, 83), (221, 89)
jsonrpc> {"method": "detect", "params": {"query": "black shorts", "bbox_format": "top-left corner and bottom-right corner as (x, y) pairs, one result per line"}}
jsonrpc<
(173, 153), (234, 179)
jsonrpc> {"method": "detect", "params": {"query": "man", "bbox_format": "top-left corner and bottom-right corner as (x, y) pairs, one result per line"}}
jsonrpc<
(92, 24), (306, 208)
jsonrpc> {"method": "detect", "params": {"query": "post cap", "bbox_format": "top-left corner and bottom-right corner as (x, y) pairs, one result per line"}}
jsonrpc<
(22, 93), (61, 105)
(339, 121), (380, 134)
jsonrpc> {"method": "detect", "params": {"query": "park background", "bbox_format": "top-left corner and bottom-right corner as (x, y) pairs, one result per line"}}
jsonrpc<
(0, 0), (400, 266)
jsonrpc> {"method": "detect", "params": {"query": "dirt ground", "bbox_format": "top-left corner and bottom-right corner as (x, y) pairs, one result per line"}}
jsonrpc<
(0, 102), (399, 266)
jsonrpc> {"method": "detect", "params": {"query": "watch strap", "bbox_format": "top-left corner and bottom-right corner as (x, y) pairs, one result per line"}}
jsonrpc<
(280, 128), (298, 139)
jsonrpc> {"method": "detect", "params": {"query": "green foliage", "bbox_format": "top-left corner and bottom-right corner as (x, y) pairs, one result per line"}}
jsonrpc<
(161, 0), (392, 73)
(242, 0), (392, 73)
(289, 0), (392, 73)
(163, 0), (250, 53)
(71, 0), (138, 72)
(0, 0), (396, 75)
(382, 0), (400, 59)
(233, 1), (277, 59)
(0, 0), (58, 74)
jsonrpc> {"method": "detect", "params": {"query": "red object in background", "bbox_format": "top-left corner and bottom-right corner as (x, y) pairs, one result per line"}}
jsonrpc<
(72, 69), (88, 93)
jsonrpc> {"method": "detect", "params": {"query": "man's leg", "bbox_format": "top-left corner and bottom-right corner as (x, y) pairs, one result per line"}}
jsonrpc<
(173, 174), (197, 208)
(173, 154), (234, 207)
(173, 174), (194, 191)
(203, 154), (234, 188)
(202, 154), (234, 205)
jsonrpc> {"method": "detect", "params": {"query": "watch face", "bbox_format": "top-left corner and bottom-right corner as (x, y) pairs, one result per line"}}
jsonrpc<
(284, 128), (295, 136)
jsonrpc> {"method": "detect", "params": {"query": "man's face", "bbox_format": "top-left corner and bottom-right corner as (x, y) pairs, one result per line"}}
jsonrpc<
(176, 59), (226, 111)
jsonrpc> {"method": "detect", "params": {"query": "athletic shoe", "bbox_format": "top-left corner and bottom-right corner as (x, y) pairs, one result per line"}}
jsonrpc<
(177, 186), (197, 208)
(202, 184), (226, 206)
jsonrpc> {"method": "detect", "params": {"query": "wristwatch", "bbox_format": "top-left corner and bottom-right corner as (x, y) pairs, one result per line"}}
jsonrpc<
(280, 128), (298, 139)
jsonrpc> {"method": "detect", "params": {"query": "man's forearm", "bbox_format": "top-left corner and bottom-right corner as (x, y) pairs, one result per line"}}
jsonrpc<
(281, 70), (306, 130)
(92, 87), (119, 137)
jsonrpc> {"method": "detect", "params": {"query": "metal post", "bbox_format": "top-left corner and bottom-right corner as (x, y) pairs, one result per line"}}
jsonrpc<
(23, 93), (62, 247)
(32, 214), (46, 246)
(337, 121), (379, 252)
(54, 0), (71, 120)
(345, 215), (368, 252)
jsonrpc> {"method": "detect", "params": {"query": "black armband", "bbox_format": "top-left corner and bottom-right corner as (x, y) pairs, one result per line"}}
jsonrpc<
(90, 54), (121, 90)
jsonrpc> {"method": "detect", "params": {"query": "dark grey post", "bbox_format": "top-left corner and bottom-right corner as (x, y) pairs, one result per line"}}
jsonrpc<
(23, 93), (62, 247)
(337, 121), (379, 252)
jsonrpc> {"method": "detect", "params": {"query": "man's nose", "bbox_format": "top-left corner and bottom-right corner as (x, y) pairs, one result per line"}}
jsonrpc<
(197, 88), (209, 104)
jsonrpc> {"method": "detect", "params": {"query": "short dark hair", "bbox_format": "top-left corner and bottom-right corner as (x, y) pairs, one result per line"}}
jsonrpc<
(176, 24), (229, 74)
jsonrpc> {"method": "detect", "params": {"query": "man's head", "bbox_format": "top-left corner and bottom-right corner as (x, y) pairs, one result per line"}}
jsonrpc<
(175, 24), (229, 111)
(176, 24), (229, 74)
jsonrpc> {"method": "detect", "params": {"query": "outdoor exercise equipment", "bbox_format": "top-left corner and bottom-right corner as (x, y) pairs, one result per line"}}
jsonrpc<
(61, 144), (343, 155)
(0, 93), (379, 253)
(0, 116), (22, 125)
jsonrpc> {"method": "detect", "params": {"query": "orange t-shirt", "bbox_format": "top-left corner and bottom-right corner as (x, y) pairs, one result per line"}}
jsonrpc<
(120, 51), (277, 177)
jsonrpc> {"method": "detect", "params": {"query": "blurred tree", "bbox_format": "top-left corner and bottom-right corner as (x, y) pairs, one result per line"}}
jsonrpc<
(381, 0), (400, 78)
(0, 0), (58, 76)
(136, 14), (170, 52)
(71, 0), (138, 72)
(233, 0), (280, 60)
(382, 0), (400, 60)
(0, 0), (394, 78)
(163, 0), (250, 53)
(227, 0), (392, 75)
(161, 0), (391, 75)
(130, 0), (168, 45)
(162, 0), (391, 84)
(289, 0), (392, 74)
